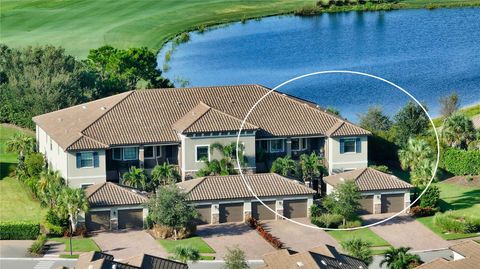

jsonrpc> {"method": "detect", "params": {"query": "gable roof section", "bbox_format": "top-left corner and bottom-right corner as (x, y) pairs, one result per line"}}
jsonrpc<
(416, 240), (480, 269)
(34, 85), (370, 150)
(177, 173), (316, 201)
(173, 102), (258, 134)
(324, 168), (412, 191)
(85, 182), (148, 208)
(140, 254), (188, 269)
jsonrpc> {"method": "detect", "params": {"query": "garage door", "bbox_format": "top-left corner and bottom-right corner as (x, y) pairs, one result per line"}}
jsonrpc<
(219, 203), (244, 223)
(283, 199), (307, 219)
(195, 205), (211, 224)
(358, 195), (374, 214)
(381, 193), (405, 213)
(252, 201), (276, 220)
(118, 209), (143, 229)
(86, 211), (110, 231)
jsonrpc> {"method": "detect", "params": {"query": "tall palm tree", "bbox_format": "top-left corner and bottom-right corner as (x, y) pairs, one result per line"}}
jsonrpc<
(57, 188), (89, 232)
(442, 113), (475, 149)
(122, 166), (148, 190)
(380, 247), (422, 269)
(398, 138), (433, 172)
(410, 158), (435, 188)
(299, 152), (325, 182)
(38, 170), (65, 208)
(151, 162), (179, 187)
(270, 156), (297, 177)
(5, 133), (35, 159)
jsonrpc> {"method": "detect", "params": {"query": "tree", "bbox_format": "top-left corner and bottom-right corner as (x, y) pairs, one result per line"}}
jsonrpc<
(340, 238), (373, 265)
(299, 152), (325, 182)
(197, 142), (247, 177)
(24, 153), (45, 178)
(57, 188), (89, 232)
(86, 45), (172, 98)
(442, 113), (476, 150)
(439, 92), (459, 118)
(148, 185), (198, 240)
(38, 170), (65, 208)
(393, 101), (430, 147)
(358, 106), (392, 133)
(5, 133), (35, 159)
(210, 142), (247, 168)
(398, 138), (435, 187)
(172, 245), (200, 263)
(223, 246), (249, 269)
(326, 106), (341, 116)
(419, 185), (440, 208)
(151, 162), (180, 188)
(122, 166), (148, 190)
(270, 156), (297, 177)
(380, 247), (422, 269)
(322, 181), (361, 225)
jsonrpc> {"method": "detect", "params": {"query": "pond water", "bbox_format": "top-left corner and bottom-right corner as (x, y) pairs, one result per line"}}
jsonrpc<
(158, 8), (480, 121)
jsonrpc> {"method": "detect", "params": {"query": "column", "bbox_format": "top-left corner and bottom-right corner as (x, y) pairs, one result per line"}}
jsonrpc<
(374, 194), (382, 214)
(243, 201), (252, 222)
(275, 199), (284, 220)
(286, 138), (292, 157)
(139, 145), (144, 168)
(211, 203), (220, 224)
(404, 192), (411, 213)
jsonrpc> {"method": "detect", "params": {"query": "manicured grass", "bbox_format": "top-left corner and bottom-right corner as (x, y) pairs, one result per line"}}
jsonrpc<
(328, 228), (390, 247)
(51, 237), (101, 252)
(158, 236), (215, 254)
(2, 0), (479, 57)
(200, 255), (215, 260)
(432, 103), (480, 127)
(0, 176), (46, 222)
(59, 254), (80, 259)
(416, 182), (480, 240)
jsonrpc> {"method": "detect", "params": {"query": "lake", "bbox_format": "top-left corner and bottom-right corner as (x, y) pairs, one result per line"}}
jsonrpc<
(158, 8), (480, 122)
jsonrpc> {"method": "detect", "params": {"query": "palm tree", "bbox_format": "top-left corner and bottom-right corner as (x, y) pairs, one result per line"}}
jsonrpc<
(122, 166), (148, 190)
(299, 152), (325, 182)
(57, 188), (89, 232)
(398, 138), (433, 172)
(172, 245), (200, 263)
(270, 156), (297, 177)
(151, 162), (180, 187)
(442, 113), (475, 149)
(38, 170), (65, 208)
(5, 133), (35, 159)
(211, 142), (247, 168)
(380, 247), (422, 269)
(409, 158), (435, 188)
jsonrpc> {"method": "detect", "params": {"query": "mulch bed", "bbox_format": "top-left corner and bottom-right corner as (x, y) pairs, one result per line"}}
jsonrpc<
(443, 175), (480, 187)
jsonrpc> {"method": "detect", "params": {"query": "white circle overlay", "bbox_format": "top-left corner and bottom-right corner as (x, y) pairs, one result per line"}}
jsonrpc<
(235, 70), (441, 231)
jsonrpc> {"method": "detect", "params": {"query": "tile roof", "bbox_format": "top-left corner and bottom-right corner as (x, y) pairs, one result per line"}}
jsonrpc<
(73, 252), (188, 269)
(323, 168), (412, 191)
(257, 245), (367, 269)
(173, 102), (258, 134)
(177, 173), (316, 201)
(416, 240), (480, 269)
(140, 254), (188, 269)
(85, 182), (148, 208)
(33, 85), (370, 150)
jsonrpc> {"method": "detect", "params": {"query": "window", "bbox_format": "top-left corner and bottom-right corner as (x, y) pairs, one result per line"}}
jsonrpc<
(196, 145), (209, 162)
(123, 147), (138, 160)
(144, 146), (154, 159)
(79, 152), (94, 168)
(112, 148), (122, 160)
(291, 139), (300, 151)
(342, 138), (356, 153)
(270, 139), (284, 153)
(156, 146), (162, 157)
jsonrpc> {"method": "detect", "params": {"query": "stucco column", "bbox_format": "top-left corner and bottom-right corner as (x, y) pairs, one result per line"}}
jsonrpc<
(211, 203), (219, 224)
(307, 197), (314, 217)
(110, 208), (118, 230)
(275, 199), (284, 220)
(244, 201), (252, 222)
(374, 194), (382, 214)
(139, 146), (145, 168)
(286, 138), (292, 157)
(404, 192), (411, 213)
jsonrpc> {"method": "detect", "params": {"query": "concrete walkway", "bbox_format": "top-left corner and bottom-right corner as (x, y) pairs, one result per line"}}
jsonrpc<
(0, 240), (33, 258)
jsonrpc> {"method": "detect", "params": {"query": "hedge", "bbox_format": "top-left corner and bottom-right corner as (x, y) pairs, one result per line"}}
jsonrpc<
(442, 149), (480, 176)
(0, 222), (40, 240)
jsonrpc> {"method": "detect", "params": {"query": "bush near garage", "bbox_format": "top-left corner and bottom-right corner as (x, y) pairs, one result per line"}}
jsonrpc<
(410, 206), (437, 217)
(246, 217), (284, 249)
(311, 213), (344, 228)
(419, 185), (441, 209)
(0, 221), (40, 239)
(442, 149), (480, 176)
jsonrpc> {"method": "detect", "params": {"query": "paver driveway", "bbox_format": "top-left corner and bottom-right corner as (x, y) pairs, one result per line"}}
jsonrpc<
(262, 218), (339, 252)
(92, 230), (167, 260)
(363, 214), (451, 251)
(196, 222), (274, 259)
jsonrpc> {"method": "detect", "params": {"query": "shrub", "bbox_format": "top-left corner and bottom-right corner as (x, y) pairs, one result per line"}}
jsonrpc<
(246, 217), (283, 249)
(310, 204), (322, 218)
(294, 5), (322, 16)
(433, 211), (480, 234)
(442, 149), (480, 175)
(419, 186), (440, 208)
(0, 222), (40, 240)
(339, 220), (362, 229)
(24, 153), (44, 178)
(29, 235), (47, 255)
(368, 165), (391, 174)
(45, 209), (68, 227)
(409, 206), (437, 217)
(150, 224), (195, 240)
(311, 213), (343, 228)
(340, 238), (373, 265)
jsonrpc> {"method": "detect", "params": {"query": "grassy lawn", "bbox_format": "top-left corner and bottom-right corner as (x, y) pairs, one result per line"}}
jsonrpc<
(51, 237), (101, 252)
(432, 103), (480, 127)
(417, 182), (480, 240)
(328, 228), (391, 254)
(158, 236), (215, 254)
(1, 0), (479, 57)
(59, 254), (80, 259)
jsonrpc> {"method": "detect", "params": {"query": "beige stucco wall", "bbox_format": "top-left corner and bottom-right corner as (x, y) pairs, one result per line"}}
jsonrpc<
(327, 136), (368, 174)
(181, 134), (256, 175)
(36, 126), (68, 179)
(67, 150), (106, 188)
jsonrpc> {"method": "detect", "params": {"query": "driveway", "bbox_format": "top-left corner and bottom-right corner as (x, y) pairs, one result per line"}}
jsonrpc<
(196, 223), (274, 259)
(0, 240), (33, 258)
(262, 218), (339, 252)
(363, 214), (451, 251)
(92, 230), (167, 260)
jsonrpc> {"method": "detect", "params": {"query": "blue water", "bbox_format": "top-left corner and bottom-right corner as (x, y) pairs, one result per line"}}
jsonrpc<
(158, 8), (480, 122)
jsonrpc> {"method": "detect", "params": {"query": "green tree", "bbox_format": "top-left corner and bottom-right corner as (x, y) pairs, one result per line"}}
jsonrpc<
(326, 106), (341, 116)
(419, 185), (440, 208)
(223, 246), (249, 269)
(322, 181), (361, 225)
(398, 138), (435, 187)
(439, 92), (459, 118)
(393, 101), (430, 147)
(340, 238), (373, 265)
(24, 153), (45, 178)
(299, 152), (325, 182)
(442, 113), (476, 150)
(122, 166), (148, 190)
(270, 156), (297, 177)
(148, 185), (197, 240)
(57, 188), (89, 232)
(359, 106), (392, 133)
(5, 133), (35, 159)
(38, 170), (65, 208)
(380, 247), (422, 269)
(172, 245), (200, 263)
(151, 162), (180, 187)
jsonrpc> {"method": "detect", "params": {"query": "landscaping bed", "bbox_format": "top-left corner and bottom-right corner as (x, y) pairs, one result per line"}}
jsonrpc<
(50, 237), (101, 252)
(158, 236), (216, 260)
(328, 228), (391, 254)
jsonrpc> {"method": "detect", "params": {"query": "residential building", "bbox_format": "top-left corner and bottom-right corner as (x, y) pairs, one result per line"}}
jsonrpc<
(416, 240), (480, 269)
(33, 85), (370, 188)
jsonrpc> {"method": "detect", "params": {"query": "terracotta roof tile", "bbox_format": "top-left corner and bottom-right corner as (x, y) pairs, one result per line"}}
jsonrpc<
(85, 182), (148, 207)
(177, 173), (316, 201)
(416, 241), (480, 269)
(324, 168), (412, 191)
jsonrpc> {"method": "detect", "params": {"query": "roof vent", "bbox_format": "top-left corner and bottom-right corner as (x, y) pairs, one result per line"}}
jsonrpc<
(88, 265), (94, 269)
(339, 177), (345, 181)
(111, 264), (117, 269)
(321, 260), (327, 266)
(296, 261), (304, 267)
(82, 105), (87, 109)
(282, 93), (287, 97)
(176, 101), (182, 105)
(316, 105), (320, 108)
(100, 106), (107, 110)
(57, 118), (63, 122)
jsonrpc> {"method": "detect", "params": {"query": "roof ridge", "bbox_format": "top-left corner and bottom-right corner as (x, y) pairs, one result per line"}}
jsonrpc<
(206, 104), (259, 129)
(86, 182), (107, 198)
(354, 167), (369, 181)
(183, 177), (206, 194)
